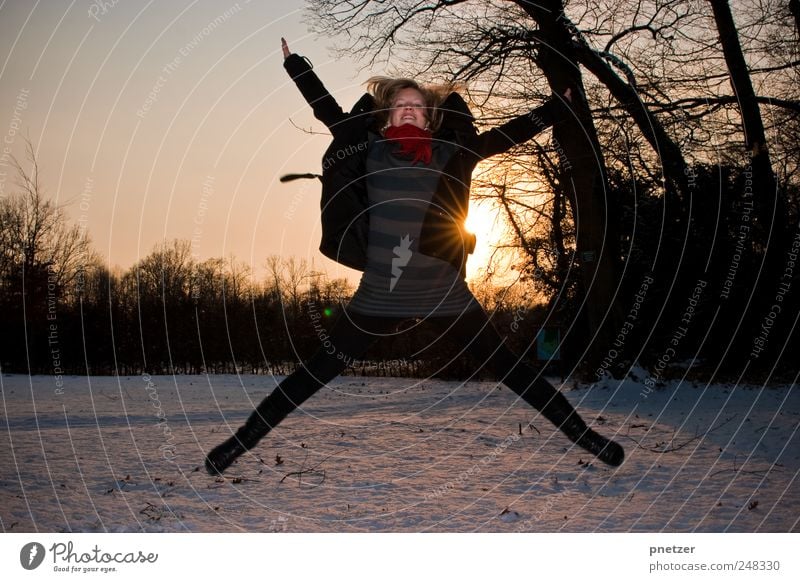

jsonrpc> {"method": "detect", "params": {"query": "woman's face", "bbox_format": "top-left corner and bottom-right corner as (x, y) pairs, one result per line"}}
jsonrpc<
(389, 87), (428, 130)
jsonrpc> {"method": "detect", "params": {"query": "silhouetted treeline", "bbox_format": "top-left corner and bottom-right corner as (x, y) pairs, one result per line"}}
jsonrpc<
(522, 163), (800, 383)
(0, 239), (542, 378)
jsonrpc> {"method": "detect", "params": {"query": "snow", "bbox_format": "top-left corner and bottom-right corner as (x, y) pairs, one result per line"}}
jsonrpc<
(1, 373), (798, 532)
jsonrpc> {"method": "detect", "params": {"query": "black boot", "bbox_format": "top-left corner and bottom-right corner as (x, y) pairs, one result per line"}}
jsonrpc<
(205, 407), (274, 475)
(205, 364), (332, 475)
(540, 392), (625, 467)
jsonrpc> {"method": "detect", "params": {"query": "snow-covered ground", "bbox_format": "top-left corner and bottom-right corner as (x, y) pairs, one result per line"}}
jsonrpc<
(1, 373), (798, 532)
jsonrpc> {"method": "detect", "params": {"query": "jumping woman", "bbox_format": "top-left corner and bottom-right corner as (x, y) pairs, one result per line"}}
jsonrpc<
(204, 38), (624, 475)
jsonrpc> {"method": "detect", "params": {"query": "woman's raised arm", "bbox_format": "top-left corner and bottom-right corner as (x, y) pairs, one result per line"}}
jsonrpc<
(472, 92), (571, 160)
(281, 38), (347, 133)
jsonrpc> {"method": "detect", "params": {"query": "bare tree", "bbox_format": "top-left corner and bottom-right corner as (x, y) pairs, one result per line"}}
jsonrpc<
(709, 0), (778, 191)
(192, 257), (225, 303)
(223, 255), (253, 304)
(264, 254), (310, 318)
(0, 138), (91, 294)
(133, 239), (194, 300)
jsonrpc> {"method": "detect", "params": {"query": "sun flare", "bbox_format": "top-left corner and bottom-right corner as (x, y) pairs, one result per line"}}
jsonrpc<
(464, 199), (508, 281)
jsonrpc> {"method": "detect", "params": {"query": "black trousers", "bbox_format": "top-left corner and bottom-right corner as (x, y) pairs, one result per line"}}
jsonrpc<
(252, 306), (561, 429)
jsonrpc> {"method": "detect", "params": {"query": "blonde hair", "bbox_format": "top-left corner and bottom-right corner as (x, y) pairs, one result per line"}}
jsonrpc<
(365, 76), (458, 133)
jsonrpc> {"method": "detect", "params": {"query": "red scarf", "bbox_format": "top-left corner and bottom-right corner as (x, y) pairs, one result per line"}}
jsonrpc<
(384, 123), (432, 165)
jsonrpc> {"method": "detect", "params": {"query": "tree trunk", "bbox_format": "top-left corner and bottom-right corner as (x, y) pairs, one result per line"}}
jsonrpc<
(709, 0), (788, 370)
(512, 0), (624, 376)
(709, 0), (777, 198)
(790, 0), (800, 39)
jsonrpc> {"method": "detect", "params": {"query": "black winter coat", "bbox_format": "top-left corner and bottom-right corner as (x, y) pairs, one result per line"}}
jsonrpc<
(283, 53), (566, 278)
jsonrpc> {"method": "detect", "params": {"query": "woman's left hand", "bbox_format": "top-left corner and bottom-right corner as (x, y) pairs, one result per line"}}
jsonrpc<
(563, 87), (573, 103)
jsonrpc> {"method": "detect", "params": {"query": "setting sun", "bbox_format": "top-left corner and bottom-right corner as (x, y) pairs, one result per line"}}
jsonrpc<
(464, 198), (508, 281)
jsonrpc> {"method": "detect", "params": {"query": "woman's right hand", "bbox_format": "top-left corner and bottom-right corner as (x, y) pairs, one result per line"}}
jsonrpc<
(281, 37), (291, 59)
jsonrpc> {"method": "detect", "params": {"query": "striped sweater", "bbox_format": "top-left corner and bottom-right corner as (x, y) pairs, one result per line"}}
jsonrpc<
(347, 135), (479, 318)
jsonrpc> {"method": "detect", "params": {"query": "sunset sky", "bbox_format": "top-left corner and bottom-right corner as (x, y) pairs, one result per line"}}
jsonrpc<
(0, 0), (510, 287)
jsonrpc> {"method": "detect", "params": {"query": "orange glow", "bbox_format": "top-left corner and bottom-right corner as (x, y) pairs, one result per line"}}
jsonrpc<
(464, 198), (508, 282)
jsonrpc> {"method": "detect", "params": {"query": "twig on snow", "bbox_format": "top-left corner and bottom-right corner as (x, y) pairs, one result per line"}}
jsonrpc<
(623, 416), (736, 454)
(279, 449), (343, 487)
